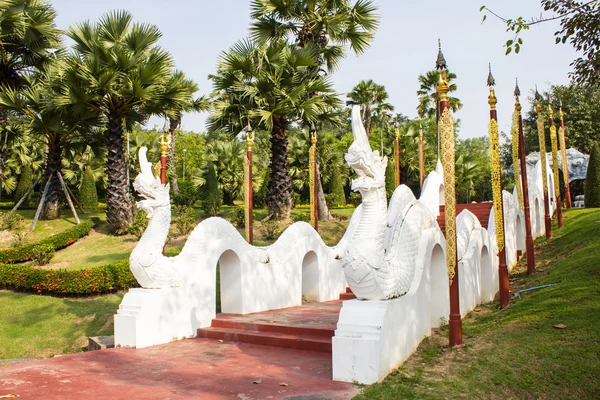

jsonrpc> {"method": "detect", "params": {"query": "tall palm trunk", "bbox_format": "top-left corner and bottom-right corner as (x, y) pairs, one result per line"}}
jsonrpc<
(41, 140), (63, 220)
(105, 109), (134, 234)
(168, 114), (181, 195)
(267, 124), (293, 220)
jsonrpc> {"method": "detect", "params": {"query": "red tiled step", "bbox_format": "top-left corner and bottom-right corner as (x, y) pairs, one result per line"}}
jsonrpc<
(339, 287), (356, 300)
(210, 318), (334, 338)
(197, 326), (333, 353)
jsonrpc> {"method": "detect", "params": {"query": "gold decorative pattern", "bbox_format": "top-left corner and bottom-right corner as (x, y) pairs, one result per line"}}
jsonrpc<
(489, 118), (505, 251)
(550, 124), (561, 198)
(559, 125), (569, 189)
(419, 124), (425, 187)
(160, 133), (171, 157)
(536, 104), (549, 195)
(511, 109), (524, 209)
(243, 154), (251, 241)
(439, 108), (456, 284)
(309, 132), (317, 226)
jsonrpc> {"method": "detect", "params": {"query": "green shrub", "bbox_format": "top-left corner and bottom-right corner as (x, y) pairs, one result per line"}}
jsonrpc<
(260, 220), (281, 240)
(173, 180), (199, 206)
(173, 205), (196, 236)
(385, 157), (396, 198)
(128, 208), (149, 240)
(230, 207), (246, 228)
(31, 244), (55, 266)
(253, 168), (270, 209)
(14, 164), (33, 207)
(585, 142), (600, 207)
(0, 211), (24, 230)
(348, 192), (362, 206)
(0, 260), (138, 295)
(78, 166), (98, 208)
(201, 164), (222, 216)
(0, 219), (93, 264)
(11, 230), (28, 247)
(293, 212), (310, 223)
(329, 165), (346, 207)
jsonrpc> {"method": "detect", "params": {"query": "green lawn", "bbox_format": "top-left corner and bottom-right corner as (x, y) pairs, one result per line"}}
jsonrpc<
(0, 290), (123, 360)
(357, 208), (600, 399)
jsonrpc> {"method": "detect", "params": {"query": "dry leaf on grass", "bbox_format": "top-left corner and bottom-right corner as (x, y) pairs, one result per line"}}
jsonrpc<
(554, 324), (567, 329)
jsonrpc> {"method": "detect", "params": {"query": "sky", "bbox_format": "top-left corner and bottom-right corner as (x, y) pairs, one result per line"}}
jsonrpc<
(51, 0), (580, 140)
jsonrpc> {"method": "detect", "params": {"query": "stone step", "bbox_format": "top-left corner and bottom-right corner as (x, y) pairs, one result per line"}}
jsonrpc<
(197, 326), (333, 353)
(210, 318), (335, 338)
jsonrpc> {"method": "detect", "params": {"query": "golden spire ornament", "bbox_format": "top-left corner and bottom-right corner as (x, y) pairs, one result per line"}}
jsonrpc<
(244, 122), (255, 244)
(535, 88), (552, 239)
(511, 80), (524, 210)
(394, 127), (401, 186)
(309, 123), (318, 231)
(548, 101), (564, 227)
(419, 124), (425, 187)
(558, 102), (572, 208)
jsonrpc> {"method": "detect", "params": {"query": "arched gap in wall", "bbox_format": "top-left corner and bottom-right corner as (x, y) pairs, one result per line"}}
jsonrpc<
(480, 245), (492, 302)
(218, 250), (242, 313)
(302, 251), (319, 303)
(429, 244), (448, 327)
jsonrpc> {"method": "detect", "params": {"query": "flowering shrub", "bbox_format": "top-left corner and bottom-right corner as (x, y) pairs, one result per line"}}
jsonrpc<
(0, 260), (138, 295)
(0, 220), (93, 264)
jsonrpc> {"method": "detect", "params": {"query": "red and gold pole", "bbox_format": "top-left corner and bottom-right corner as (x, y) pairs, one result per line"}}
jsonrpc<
(559, 105), (572, 208)
(244, 123), (254, 244)
(535, 92), (552, 239)
(487, 66), (509, 308)
(395, 128), (401, 187)
(548, 104), (563, 228)
(515, 81), (536, 274)
(436, 42), (462, 347)
(419, 124), (425, 187)
(159, 132), (170, 185)
(309, 124), (318, 231)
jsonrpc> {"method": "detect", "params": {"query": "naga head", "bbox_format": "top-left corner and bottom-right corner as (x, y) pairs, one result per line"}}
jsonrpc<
(345, 105), (387, 196)
(133, 147), (170, 218)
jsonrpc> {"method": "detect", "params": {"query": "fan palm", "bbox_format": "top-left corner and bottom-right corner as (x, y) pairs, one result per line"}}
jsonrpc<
(0, 0), (60, 181)
(347, 79), (392, 136)
(63, 10), (187, 234)
(209, 39), (341, 220)
(250, 0), (379, 72)
(416, 70), (462, 120)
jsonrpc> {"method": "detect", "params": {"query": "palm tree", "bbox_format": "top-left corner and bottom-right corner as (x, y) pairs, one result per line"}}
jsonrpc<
(416, 70), (462, 120)
(347, 79), (392, 136)
(162, 70), (210, 195)
(205, 139), (245, 206)
(0, 0), (60, 182)
(209, 39), (341, 220)
(63, 10), (188, 234)
(251, 0), (379, 220)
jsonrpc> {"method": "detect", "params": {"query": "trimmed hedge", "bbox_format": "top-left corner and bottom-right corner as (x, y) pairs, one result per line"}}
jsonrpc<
(0, 260), (138, 295)
(0, 220), (94, 264)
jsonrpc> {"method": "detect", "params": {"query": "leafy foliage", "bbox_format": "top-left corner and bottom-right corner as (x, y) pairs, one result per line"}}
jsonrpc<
(0, 260), (137, 295)
(260, 220), (282, 240)
(0, 211), (24, 230)
(13, 164), (33, 205)
(0, 220), (93, 264)
(173, 205), (196, 236)
(230, 207), (246, 228)
(201, 163), (221, 217)
(127, 207), (149, 240)
(78, 166), (98, 208)
(30, 244), (54, 266)
(584, 142), (600, 207)
(173, 180), (199, 206)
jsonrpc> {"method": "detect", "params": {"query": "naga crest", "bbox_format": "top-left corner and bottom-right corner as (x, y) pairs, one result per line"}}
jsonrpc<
(133, 147), (170, 218)
(345, 105), (387, 194)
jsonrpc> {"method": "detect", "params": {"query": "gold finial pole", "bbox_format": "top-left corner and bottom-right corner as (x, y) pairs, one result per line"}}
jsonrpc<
(535, 90), (552, 238)
(487, 65), (509, 309)
(548, 102), (564, 227)
(244, 122), (254, 244)
(436, 40), (462, 347)
(558, 104), (572, 208)
(394, 127), (400, 187)
(309, 124), (318, 231)
(419, 124), (425, 187)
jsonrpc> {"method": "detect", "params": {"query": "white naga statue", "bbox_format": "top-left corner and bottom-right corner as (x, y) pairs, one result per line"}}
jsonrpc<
(339, 105), (436, 300)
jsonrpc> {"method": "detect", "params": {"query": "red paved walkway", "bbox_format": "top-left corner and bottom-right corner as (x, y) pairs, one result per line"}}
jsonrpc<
(0, 333), (358, 400)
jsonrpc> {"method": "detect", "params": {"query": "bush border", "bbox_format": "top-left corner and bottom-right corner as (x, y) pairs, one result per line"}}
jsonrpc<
(0, 220), (94, 264)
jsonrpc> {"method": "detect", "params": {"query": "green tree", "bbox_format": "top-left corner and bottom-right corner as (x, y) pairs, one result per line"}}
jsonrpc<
(329, 165), (346, 207)
(78, 166), (98, 208)
(14, 163), (33, 205)
(416, 70), (462, 121)
(584, 141), (600, 207)
(202, 163), (221, 216)
(385, 157), (395, 198)
(64, 10), (187, 233)
(205, 139), (245, 206)
(347, 79), (393, 137)
(0, 0), (60, 182)
(209, 39), (340, 220)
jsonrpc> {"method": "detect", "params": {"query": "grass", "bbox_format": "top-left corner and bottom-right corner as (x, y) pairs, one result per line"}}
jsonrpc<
(0, 290), (124, 360)
(356, 208), (600, 399)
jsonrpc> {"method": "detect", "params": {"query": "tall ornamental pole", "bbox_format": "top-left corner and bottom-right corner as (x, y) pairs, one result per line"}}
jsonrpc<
(548, 102), (563, 228)
(394, 127), (401, 186)
(419, 124), (425, 187)
(159, 132), (170, 185)
(309, 123), (318, 231)
(487, 66), (509, 308)
(510, 93), (524, 210)
(535, 90), (552, 239)
(436, 41), (462, 347)
(559, 103), (572, 208)
(244, 123), (255, 244)
(515, 81), (536, 274)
